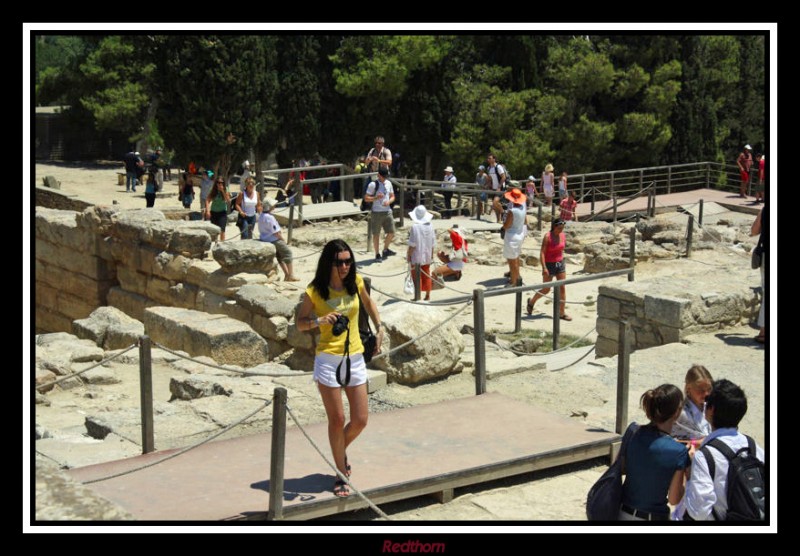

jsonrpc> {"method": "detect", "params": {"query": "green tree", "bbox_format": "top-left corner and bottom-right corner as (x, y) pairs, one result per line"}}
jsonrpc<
(154, 35), (278, 179)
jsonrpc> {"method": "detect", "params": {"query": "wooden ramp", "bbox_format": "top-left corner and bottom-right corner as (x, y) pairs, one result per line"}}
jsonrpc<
(66, 393), (619, 521)
(272, 201), (365, 226)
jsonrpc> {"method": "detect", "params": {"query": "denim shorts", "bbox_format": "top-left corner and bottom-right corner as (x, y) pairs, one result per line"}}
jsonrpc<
(546, 260), (566, 275)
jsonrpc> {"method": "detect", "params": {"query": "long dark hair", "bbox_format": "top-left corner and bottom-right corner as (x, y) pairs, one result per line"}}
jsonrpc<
(207, 177), (229, 201)
(311, 239), (358, 300)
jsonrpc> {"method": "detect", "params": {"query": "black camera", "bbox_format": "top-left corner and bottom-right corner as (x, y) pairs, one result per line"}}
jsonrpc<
(331, 314), (350, 336)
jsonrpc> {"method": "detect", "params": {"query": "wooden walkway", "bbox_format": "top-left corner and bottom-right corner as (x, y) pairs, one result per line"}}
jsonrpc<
(574, 187), (762, 220)
(66, 393), (619, 521)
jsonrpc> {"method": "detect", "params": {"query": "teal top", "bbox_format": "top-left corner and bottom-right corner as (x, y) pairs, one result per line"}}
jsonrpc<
(209, 189), (229, 212)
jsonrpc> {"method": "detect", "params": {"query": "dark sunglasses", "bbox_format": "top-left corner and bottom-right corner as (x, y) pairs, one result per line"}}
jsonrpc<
(333, 258), (353, 267)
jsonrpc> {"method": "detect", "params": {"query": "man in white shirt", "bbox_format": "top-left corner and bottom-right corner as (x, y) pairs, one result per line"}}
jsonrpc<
(364, 167), (396, 261)
(256, 200), (299, 281)
(365, 136), (392, 177)
(675, 379), (765, 521)
(486, 154), (506, 223)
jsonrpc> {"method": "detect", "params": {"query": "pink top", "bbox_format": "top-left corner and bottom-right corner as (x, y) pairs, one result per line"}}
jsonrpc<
(544, 231), (565, 263)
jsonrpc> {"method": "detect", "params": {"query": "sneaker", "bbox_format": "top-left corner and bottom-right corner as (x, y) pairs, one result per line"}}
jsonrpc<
(375, 252), (382, 261)
(382, 248), (396, 258)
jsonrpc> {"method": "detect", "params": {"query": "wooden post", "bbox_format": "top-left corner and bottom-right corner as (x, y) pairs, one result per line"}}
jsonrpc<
(537, 204), (543, 232)
(591, 188), (596, 218)
(629, 226), (636, 282)
(580, 175), (585, 204)
(297, 182), (304, 227)
(138, 335), (154, 454)
(267, 387), (288, 521)
(552, 285), (561, 351)
(667, 166), (672, 194)
(473, 289), (486, 395)
(615, 321), (631, 435)
(287, 204), (294, 245)
(514, 288), (522, 333)
(638, 169), (643, 193)
(612, 195), (617, 226)
(686, 213), (694, 257)
(698, 199), (704, 228)
(398, 185), (405, 228)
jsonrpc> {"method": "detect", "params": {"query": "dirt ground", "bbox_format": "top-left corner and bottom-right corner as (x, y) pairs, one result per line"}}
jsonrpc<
(29, 162), (773, 530)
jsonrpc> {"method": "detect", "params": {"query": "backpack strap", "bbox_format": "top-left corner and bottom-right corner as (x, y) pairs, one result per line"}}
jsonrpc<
(699, 445), (720, 520)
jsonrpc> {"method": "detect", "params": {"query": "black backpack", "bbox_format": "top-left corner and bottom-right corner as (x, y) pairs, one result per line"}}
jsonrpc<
(701, 435), (765, 521)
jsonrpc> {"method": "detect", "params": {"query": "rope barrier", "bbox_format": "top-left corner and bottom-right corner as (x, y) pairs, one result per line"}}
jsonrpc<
(369, 282), (470, 307)
(152, 342), (314, 376)
(82, 400), (272, 485)
(548, 345), (597, 372)
(35, 343), (138, 391)
(285, 405), (392, 520)
(490, 326), (598, 357)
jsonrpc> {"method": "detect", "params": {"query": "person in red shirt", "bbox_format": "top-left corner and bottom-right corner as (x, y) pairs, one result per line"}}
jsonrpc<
(736, 145), (753, 198)
(559, 191), (578, 222)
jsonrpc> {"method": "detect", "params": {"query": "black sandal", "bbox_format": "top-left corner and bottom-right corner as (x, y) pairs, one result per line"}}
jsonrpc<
(526, 299), (534, 316)
(345, 456), (351, 477)
(333, 479), (350, 497)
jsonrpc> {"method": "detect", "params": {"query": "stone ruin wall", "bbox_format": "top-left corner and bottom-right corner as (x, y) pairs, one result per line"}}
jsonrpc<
(595, 278), (761, 357)
(34, 202), (312, 362)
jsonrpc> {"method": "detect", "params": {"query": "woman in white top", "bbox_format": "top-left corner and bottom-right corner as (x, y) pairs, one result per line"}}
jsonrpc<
(406, 205), (436, 300)
(236, 177), (259, 239)
(542, 163), (555, 206)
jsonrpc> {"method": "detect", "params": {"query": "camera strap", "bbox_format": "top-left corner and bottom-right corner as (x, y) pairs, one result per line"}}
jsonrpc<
(335, 325), (351, 387)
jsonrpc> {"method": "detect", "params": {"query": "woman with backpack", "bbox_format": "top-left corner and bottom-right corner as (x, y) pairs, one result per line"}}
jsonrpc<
(619, 384), (690, 521)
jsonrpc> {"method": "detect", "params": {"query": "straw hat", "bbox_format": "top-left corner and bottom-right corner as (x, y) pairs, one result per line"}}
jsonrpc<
(409, 205), (433, 224)
(545, 163), (554, 172)
(444, 166), (454, 173)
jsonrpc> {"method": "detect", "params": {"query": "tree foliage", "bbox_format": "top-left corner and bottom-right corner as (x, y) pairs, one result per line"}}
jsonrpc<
(34, 33), (767, 177)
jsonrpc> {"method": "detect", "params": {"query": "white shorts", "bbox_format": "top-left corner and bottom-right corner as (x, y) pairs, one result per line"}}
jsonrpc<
(313, 351), (367, 388)
(503, 232), (525, 259)
(447, 259), (464, 271)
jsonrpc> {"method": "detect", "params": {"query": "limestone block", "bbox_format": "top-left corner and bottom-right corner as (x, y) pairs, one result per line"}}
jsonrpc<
(106, 287), (156, 322)
(201, 269), (241, 298)
(596, 295), (621, 320)
(169, 375), (233, 401)
(597, 284), (643, 306)
(227, 272), (271, 288)
(595, 336), (618, 358)
(644, 294), (691, 328)
(143, 306), (269, 367)
(211, 240), (276, 275)
(35, 307), (73, 334)
(371, 303), (463, 385)
(185, 259), (220, 286)
(136, 244), (162, 275)
(167, 282), (198, 309)
(657, 325), (682, 345)
(286, 323), (315, 350)
(691, 292), (745, 325)
(35, 365), (57, 393)
(596, 317), (621, 342)
(116, 266), (148, 296)
(146, 275), (174, 305)
(252, 313), (289, 341)
(110, 209), (169, 246)
(235, 284), (297, 319)
(152, 252), (193, 281)
(35, 238), (116, 281)
(167, 226), (212, 257)
(56, 291), (97, 321)
(72, 306), (144, 348)
(109, 239), (141, 272)
(219, 299), (253, 324)
(36, 282), (58, 310)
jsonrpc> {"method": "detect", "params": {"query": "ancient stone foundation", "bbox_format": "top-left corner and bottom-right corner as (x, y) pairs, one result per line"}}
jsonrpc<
(595, 273), (761, 357)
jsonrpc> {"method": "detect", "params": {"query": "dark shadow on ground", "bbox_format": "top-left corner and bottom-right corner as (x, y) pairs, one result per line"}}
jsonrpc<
(251, 472), (334, 501)
(715, 331), (764, 349)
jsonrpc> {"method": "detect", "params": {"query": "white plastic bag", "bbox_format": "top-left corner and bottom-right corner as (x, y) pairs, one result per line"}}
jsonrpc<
(404, 272), (415, 295)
